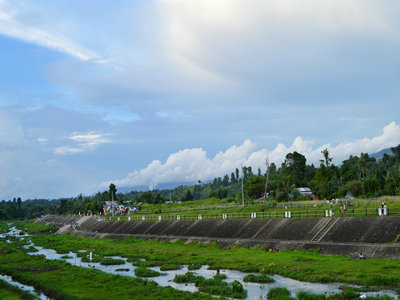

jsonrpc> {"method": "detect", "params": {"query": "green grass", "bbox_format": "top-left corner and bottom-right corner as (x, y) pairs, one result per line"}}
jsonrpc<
(0, 240), (212, 299)
(188, 264), (202, 270)
(0, 278), (38, 300)
(243, 273), (275, 283)
(160, 263), (181, 271)
(100, 258), (125, 265)
(116, 196), (400, 221)
(134, 267), (164, 277)
(173, 272), (247, 299)
(27, 233), (400, 289)
(267, 287), (295, 300)
(12, 221), (58, 234)
(0, 222), (10, 234)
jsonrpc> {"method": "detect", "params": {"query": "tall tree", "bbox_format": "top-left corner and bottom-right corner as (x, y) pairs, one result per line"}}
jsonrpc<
(282, 151), (306, 187)
(391, 144), (400, 171)
(320, 148), (333, 168)
(235, 168), (240, 182)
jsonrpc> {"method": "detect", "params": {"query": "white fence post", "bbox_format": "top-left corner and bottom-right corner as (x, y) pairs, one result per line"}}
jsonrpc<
(142, 216), (145, 221)
(177, 215), (181, 220)
(198, 214), (202, 220)
(128, 217), (131, 221)
(325, 210), (329, 217)
(158, 215), (162, 221)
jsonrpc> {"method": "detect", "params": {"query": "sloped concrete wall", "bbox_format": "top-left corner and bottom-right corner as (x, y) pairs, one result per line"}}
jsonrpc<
(73, 216), (400, 245)
(321, 217), (400, 243)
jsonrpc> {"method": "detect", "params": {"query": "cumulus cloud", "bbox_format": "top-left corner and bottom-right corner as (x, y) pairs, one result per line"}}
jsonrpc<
(104, 122), (400, 189)
(54, 132), (110, 155)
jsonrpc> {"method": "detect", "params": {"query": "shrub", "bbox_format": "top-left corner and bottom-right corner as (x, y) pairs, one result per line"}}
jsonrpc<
(267, 287), (295, 300)
(134, 267), (163, 277)
(297, 291), (326, 300)
(243, 273), (275, 283)
(188, 264), (202, 270)
(160, 264), (181, 271)
(100, 258), (125, 266)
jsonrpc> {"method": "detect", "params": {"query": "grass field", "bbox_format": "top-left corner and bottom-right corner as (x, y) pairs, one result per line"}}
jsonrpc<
(109, 196), (400, 221)
(2, 221), (400, 298)
(29, 233), (400, 288)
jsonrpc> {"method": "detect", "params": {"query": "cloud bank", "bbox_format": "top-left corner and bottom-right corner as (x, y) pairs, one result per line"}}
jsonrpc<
(106, 122), (400, 190)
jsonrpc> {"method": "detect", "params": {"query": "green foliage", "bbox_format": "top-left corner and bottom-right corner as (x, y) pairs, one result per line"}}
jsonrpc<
(0, 240), (212, 300)
(0, 278), (38, 300)
(28, 232), (400, 288)
(134, 267), (163, 277)
(243, 273), (275, 283)
(296, 291), (326, 300)
(160, 263), (181, 271)
(188, 264), (202, 270)
(174, 272), (247, 299)
(99, 258), (125, 265)
(267, 287), (295, 299)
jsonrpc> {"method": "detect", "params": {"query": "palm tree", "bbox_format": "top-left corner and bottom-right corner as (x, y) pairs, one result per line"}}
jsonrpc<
(320, 148), (333, 168)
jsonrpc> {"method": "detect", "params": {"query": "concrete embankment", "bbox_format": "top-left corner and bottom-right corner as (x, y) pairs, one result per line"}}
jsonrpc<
(37, 215), (400, 258)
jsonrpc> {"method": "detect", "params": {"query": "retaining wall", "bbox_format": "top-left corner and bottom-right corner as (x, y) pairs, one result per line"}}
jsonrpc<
(37, 215), (400, 258)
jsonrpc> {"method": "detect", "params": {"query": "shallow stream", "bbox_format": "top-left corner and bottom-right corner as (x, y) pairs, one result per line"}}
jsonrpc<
(27, 244), (398, 299)
(2, 226), (398, 299)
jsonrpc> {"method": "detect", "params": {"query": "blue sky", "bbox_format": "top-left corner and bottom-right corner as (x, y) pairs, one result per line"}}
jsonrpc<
(1, 0), (400, 199)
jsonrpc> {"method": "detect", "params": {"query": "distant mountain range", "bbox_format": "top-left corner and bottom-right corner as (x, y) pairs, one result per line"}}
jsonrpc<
(117, 181), (198, 194)
(370, 147), (394, 160)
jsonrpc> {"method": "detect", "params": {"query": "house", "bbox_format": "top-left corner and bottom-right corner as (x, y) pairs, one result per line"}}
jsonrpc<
(103, 201), (138, 216)
(296, 187), (313, 196)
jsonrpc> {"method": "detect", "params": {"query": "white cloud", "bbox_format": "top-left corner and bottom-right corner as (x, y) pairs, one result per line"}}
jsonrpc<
(104, 122), (400, 189)
(54, 131), (110, 155)
(0, 1), (98, 61)
(69, 132), (110, 146)
(53, 146), (83, 155)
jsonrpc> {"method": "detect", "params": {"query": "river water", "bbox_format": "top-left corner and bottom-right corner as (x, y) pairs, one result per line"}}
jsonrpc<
(1, 226), (398, 299)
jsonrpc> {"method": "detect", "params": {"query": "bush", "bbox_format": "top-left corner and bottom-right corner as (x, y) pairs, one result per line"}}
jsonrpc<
(160, 264), (181, 271)
(173, 272), (247, 299)
(243, 273), (275, 283)
(267, 287), (295, 300)
(134, 267), (163, 277)
(99, 258), (125, 266)
(297, 291), (326, 300)
(188, 264), (202, 270)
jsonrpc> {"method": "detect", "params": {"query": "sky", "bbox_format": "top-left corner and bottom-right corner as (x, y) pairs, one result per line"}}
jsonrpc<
(1, 0), (400, 199)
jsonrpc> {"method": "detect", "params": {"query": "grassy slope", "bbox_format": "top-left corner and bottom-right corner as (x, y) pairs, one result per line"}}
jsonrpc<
(118, 197), (400, 220)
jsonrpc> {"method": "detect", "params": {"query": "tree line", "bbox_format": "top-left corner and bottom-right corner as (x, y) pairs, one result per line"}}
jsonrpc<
(1, 145), (399, 220)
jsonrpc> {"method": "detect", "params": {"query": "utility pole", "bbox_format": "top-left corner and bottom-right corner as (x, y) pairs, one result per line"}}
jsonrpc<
(264, 156), (270, 205)
(112, 192), (114, 218)
(241, 163), (245, 207)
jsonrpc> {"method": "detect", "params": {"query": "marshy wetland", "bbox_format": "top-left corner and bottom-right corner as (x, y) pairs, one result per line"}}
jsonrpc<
(0, 221), (399, 299)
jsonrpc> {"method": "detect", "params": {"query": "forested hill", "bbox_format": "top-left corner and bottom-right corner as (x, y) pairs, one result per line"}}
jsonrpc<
(1, 145), (400, 220)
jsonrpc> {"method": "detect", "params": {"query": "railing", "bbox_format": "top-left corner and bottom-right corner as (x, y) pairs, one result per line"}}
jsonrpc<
(135, 196), (400, 215)
(103, 206), (400, 222)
